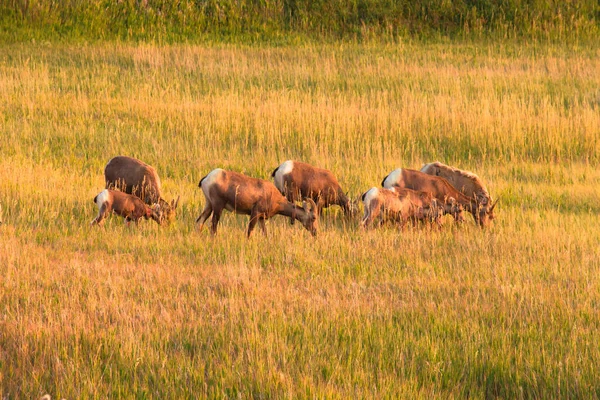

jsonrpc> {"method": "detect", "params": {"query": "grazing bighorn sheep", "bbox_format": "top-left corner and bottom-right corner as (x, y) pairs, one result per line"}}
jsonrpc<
(381, 168), (488, 226)
(394, 187), (465, 225)
(271, 160), (354, 221)
(196, 168), (318, 237)
(360, 187), (421, 229)
(361, 187), (462, 229)
(91, 189), (162, 226)
(421, 161), (498, 225)
(104, 156), (179, 223)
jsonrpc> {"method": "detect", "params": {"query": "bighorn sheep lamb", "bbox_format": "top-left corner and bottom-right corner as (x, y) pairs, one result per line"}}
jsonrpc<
(91, 189), (162, 226)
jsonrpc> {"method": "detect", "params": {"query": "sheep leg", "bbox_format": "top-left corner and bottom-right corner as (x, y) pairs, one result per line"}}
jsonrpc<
(210, 207), (223, 235)
(360, 209), (371, 228)
(196, 203), (213, 231)
(258, 218), (267, 236)
(410, 214), (418, 228)
(247, 212), (260, 238)
(361, 201), (381, 229)
(91, 203), (110, 226)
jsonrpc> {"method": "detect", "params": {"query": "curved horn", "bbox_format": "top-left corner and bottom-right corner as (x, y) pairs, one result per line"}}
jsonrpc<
(304, 198), (318, 213)
(489, 197), (499, 212)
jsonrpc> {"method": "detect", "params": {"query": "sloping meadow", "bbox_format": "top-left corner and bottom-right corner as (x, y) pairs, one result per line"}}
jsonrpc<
(0, 42), (599, 397)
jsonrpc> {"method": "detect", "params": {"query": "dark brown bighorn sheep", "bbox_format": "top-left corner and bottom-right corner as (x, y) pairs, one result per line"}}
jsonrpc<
(421, 161), (498, 225)
(381, 168), (489, 227)
(104, 156), (179, 223)
(91, 189), (162, 226)
(196, 168), (318, 237)
(361, 187), (463, 229)
(271, 160), (354, 222)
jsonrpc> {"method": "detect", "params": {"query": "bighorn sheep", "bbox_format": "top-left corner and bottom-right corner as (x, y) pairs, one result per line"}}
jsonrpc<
(104, 156), (179, 223)
(421, 161), (498, 225)
(361, 187), (462, 229)
(196, 168), (318, 237)
(91, 189), (162, 226)
(271, 160), (354, 221)
(382, 168), (490, 227)
(394, 187), (465, 225)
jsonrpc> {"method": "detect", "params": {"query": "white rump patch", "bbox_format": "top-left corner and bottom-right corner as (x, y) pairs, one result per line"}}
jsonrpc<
(362, 187), (379, 207)
(274, 160), (294, 192)
(382, 168), (402, 189)
(201, 169), (224, 202)
(95, 189), (110, 208)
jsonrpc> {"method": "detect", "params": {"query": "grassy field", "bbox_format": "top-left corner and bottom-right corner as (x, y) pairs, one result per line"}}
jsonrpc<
(1, 41), (599, 398)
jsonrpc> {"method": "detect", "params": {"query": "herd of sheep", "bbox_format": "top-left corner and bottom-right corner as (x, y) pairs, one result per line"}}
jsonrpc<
(91, 156), (498, 236)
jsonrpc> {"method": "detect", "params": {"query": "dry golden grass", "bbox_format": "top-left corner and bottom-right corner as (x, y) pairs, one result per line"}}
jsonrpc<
(0, 41), (599, 398)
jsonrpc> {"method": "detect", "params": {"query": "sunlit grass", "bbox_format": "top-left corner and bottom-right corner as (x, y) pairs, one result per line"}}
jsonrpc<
(0, 41), (599, 398)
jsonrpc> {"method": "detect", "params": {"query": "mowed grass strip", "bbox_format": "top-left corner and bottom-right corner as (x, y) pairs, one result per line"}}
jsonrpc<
(0, 41), (599, 398)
